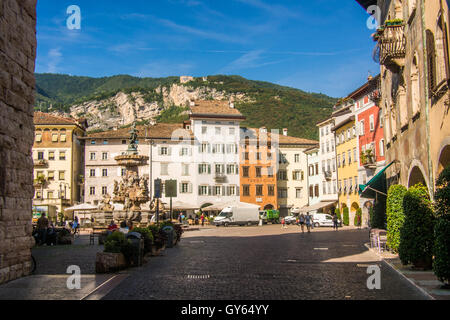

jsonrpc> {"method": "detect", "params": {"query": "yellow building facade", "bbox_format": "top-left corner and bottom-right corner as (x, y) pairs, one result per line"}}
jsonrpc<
(334, 115), (360, 226)
(33, 113), (86, 220)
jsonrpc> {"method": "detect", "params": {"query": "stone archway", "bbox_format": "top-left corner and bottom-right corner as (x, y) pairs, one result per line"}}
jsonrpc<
(408, 166), (427, 188)
(351, 202), (360, 227)
(264, 204), (274, 210)
(437, 142), (450, 177)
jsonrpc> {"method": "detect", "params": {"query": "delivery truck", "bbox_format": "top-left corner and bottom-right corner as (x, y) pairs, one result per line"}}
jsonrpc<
(214, 205), (260, 227)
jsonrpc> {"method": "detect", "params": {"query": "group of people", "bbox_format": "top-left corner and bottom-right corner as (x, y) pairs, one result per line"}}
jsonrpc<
(280, 212), (341, 233)
(35, 213), (81, 246)
(179, 212), (207, 226)
(107, 220), (133, 235)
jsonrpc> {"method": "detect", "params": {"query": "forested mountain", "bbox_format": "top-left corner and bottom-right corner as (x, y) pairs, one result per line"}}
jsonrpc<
(35, 74), (337, 140)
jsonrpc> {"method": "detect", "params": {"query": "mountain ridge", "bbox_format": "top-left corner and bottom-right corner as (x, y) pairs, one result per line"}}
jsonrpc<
(34, 74), (337, 140)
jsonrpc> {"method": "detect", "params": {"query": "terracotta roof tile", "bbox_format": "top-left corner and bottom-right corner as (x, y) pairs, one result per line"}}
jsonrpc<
(34, 112), (80, 126)
(190, 100), (244, 118)
(85, 123), (193, 140)
(241, 127), (318, 146)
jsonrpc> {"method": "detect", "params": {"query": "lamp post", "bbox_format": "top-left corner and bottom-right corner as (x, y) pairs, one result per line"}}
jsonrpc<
(59, 182), (70, 223)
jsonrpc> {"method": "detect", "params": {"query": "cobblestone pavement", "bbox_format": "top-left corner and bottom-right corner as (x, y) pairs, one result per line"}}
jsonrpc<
(32, 234), (103, 275)
(103, 225), (429, 300)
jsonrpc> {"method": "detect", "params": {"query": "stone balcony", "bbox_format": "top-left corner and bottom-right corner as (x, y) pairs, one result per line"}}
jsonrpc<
(378, 25), (406, 68)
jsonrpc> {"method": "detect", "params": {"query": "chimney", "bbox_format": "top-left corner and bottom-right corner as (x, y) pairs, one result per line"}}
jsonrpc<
(283, 128), (288, 136)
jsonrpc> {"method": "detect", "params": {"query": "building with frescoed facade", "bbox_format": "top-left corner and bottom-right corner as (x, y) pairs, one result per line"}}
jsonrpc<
(33, 112), (86, 218)
(239, 127), (278, 211)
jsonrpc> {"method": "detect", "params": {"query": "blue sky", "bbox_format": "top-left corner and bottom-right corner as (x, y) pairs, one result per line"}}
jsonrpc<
(36, 0), (379, 98)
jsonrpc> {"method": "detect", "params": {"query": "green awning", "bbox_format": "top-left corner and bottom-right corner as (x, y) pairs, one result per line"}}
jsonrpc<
(359, 161), (396, 198)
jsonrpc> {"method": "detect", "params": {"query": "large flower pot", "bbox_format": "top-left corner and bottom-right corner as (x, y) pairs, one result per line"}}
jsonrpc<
(96, 252), (127, 273)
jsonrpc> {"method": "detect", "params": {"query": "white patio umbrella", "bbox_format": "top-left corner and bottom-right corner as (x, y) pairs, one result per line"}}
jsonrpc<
(64, 203), (98, 225)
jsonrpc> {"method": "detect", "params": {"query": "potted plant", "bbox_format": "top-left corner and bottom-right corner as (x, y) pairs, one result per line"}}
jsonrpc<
(96, 232), (133, 273)
(148, 224), (168, 256)
(132, 227), (154, 255)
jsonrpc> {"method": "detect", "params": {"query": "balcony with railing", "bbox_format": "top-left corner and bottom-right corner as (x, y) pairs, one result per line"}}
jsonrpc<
(323, 170), (332, 181)
(374, 22), (406, 68)
(34, 159), (48, 168)
(214, 174), (227, 184)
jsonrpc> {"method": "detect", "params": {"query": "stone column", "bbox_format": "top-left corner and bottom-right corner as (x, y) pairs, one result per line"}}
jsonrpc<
(0, 0), (37, 284)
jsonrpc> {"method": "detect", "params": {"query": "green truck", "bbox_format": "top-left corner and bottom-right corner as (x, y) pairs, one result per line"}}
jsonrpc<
(262, 209), (280, 224)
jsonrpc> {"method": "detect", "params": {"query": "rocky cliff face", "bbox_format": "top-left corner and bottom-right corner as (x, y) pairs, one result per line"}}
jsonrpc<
(54, 83), (250, 132)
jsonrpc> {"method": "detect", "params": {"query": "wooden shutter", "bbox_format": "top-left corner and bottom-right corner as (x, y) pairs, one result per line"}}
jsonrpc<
(426, 29), (437, 91)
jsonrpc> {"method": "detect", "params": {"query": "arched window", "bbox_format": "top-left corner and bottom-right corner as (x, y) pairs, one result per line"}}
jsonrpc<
(411, 53), (420, 116)
(397, 82), (408, 128)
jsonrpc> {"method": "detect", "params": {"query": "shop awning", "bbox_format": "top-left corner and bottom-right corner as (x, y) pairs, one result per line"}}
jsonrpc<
(300, 201), (337, 213)
(359, 161), (396, 198)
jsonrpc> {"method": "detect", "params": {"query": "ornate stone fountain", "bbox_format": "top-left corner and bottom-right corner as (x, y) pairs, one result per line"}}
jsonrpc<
(111, 123), (150, 223)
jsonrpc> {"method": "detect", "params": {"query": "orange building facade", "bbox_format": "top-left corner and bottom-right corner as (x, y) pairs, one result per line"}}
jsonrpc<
(239, 128), (278, 211)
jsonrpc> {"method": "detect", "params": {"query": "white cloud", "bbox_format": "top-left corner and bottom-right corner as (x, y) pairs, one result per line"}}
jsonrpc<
(47, 48), (62, 73)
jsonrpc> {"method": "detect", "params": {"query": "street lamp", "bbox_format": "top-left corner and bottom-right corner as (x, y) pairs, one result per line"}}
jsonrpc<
(59, 182), (70, 223)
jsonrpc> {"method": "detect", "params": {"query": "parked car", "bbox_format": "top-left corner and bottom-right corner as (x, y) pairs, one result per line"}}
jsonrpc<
(284, 215), (297, 225)
(312, 213), (342, 227)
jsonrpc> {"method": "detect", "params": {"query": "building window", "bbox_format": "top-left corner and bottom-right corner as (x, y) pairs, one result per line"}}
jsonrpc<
(90, 169), (96, 177)
(35, 133), (42, 142)
(215, 127), (221, 135)
(309, 185), (314, 198)
(59, 171), (65, 181)
(229, 127), (235, 135)
(294, 154), (300, 163)
(161, 163), (169, 176)
(256, 185), (263, 196)
(226, 164), (236, 175)
(296, 188), (302, 199)
(198, 185), (209, 196)
(243, 166), (250, 178)
(37, 152), (44, 160)
(323, 182), (327, 195)
(215, 164), (225, 174)
(256, 167), (262, 178)
(213, 186), (222, 196)
(102, 152), (108, 160)
(199, 164), (211, 174)
(370, 115), (375, 131)
(181, 183), (189, 194)
(102, 186), (108, 195)
(122, 140), (127, 145)
(91, 140), (96, 145)
(90, 187), (95, 195)
(268, 185), (275, 196)
(102, 169), (108, 177)
(182, 164), (190, 176)
(60, 134), (67, 142)
(314, 185), (319, 197)
(227, 185), (236, 196)
(90, 153), (96, 161)
(278, 188), (288, 199)
(267, 167), (274, 177)
(278, 170), (287, 181)
(59, 151), (66, 161)
(202, 127), (207, 134)
(48, 151), (55, 161)
(52, 133), (58, 142)
(243, 185), (250, 196)
(48, 171), (54, 181)
(348, 150), (352, 164)
(379, 139), (385, 157)
(293, 171), (302, 181)
(48, 191), (54, 199)
(160, 147), (169, 156)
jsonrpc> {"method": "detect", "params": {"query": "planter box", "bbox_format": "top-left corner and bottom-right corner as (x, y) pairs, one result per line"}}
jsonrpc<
(96, 252), (127, 273)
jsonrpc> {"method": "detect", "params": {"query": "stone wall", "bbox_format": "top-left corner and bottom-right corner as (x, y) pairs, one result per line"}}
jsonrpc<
(0, 0), (37, 284)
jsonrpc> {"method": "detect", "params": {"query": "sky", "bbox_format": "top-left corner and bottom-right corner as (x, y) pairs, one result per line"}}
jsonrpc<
(36, 0), (380, 98)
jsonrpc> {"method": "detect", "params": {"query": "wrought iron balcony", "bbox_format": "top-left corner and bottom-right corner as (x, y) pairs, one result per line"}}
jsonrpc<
(34, 159), (48, 167)
(377, 25), (406, 67)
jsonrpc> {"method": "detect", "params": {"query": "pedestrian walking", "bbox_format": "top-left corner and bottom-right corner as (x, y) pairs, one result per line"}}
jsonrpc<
(305, 213), (312, 233)
(357, 214), (362, 229)
(299, 214), (305, 233)
(201, 213), (205, 227)
(333, 213), (339, 231)
(36, 213), (49, 246)
(281, 217), (287, 229)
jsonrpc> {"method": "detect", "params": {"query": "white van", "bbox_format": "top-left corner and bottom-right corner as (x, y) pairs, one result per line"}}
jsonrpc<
(313, 213), (341, 227)
(214, 206), (260, 227)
